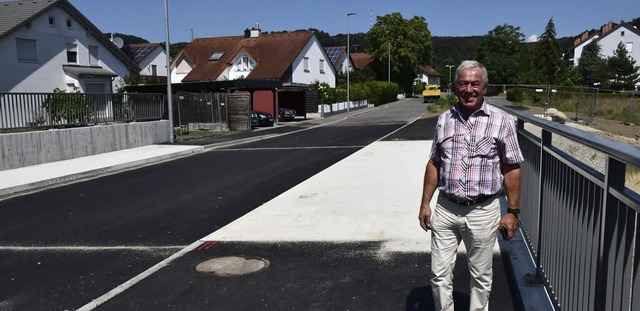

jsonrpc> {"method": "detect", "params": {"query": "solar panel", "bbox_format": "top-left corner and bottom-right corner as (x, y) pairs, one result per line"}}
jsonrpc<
(324, 47), (342, 63)
(128, 45), (156, 62)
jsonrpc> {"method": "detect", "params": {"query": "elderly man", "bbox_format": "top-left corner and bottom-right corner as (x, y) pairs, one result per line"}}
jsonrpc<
(418, 60), (523, 311)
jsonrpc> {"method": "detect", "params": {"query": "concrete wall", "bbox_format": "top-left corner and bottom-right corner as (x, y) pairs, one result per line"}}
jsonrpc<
(0, 120), (170, 171)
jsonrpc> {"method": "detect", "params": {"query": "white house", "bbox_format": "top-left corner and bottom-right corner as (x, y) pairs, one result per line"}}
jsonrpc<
(325, 46), (354, 74)
(126, 43), (167, 84)
(573, 21), (640, 88)
(0, 0), (139, 93)
(171, 28), (336, 88)
(416, 65), (442, 85)
(127, 42), (168, 80)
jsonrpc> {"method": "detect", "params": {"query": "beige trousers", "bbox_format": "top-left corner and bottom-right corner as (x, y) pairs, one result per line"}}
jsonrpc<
(430, 194), (501, 311)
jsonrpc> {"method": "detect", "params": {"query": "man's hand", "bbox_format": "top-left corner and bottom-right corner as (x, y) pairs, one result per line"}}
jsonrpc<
(419, 205), (432, 231)
(498, 213), (518, 240)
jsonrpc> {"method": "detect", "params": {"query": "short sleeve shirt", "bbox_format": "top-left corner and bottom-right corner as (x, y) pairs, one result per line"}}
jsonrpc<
(429, 101), (524, 200)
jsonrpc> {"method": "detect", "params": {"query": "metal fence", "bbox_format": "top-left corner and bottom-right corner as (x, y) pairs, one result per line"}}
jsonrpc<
(0, 92), (165, 130)
(490, 84), (639, 126)
(503, 106), (640, 311)
(172, 92), (229, 132)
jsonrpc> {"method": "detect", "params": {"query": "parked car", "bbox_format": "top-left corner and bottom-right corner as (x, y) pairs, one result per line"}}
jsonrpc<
(278, 107), (296, 121)
(251, 111), (274, 127)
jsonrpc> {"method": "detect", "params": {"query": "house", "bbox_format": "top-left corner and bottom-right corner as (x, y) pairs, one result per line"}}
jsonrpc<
(324, 46), (353, 74)
(573, 21), (640, 88)
(169, 27), (336, 116)
(350, 53), (374, 70)
(0, 0), (140, 93)
(126, 42), (168, 85)
(416, 65), (442, 85)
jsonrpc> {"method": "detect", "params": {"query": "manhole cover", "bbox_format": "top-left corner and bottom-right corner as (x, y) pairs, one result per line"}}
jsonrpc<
(195, 255), (270, 277)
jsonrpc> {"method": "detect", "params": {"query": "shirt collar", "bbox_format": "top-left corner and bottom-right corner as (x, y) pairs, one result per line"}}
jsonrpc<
(452, 100), (490, 118)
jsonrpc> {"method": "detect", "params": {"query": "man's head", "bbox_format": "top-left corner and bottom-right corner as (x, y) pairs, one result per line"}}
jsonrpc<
(454, 60), (488, 116)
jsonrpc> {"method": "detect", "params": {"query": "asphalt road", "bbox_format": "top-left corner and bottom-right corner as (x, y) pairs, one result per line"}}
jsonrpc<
(1, 98), (460, 310)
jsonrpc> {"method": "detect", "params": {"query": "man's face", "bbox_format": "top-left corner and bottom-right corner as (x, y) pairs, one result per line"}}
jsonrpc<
(455, 68), (486, 112)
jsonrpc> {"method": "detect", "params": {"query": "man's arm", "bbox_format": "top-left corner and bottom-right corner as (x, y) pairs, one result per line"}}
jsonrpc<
(419, 160), (439, 231)
(499, 163), (521, 239)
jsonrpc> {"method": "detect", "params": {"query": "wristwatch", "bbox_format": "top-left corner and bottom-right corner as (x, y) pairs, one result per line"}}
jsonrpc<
(506, 208), (520, 217)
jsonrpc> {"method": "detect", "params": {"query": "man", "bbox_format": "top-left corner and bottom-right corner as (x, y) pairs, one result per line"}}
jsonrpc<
(418, 60), (523, 311)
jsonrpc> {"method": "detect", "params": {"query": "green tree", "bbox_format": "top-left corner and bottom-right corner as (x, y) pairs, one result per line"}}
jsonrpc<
(534, 18), (565, 85)
(475, 24), (524, 84)
(516, 44), (544, 84)
(577, 40), (607, 86)
(437, 57), (455, 89)
(607, 41), (640, 90)
(367, 12), (433, 94)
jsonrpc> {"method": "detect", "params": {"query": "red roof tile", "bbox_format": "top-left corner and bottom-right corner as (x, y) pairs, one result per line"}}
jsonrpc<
(351, 53), (374, 70)
(180, 31), (315, 82)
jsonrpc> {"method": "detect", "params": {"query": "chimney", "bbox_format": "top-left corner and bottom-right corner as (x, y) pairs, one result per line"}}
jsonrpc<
(244, 23), (261, 38)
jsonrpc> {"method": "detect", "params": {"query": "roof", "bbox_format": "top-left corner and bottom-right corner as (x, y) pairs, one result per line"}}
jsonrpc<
(418, 65), (442, 77)
(324, 46), (346, 68)
(597, 22), (640, 41)
(63, 65), (117, 77)
(0, 0), (139, 71)
(350, 53), (374, 70)
(179, 31), (315, 82)
(127, 43), (164, 64)
(0, 0), (58, 37)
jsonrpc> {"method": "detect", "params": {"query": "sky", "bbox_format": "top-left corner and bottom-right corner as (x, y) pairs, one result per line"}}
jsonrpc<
(66, 0), (638, 44)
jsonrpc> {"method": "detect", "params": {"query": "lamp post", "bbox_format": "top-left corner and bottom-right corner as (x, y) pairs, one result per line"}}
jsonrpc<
(388, 41), (391, 82)
(164, 0), (174, 143)
(347, 12), (356, 113)
(446, 64), (453, 91)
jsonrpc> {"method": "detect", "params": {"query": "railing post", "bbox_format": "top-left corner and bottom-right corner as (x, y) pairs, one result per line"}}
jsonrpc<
(594, 157), (627, 310)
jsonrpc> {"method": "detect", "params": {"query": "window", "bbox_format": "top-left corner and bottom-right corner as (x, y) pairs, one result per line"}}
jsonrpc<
(303, 57), (309, 72)
(151, 65), (157, 76)
(66, 19), (72, 29)
(319, 59), (325, 74)
(240, 56), (250, 71)
(48, 16), (55, 27)
(67, 44), (77, 63)
(626, 42), (633, 53)
(621, 31), (625, 37)
(89, 46), (99, 65)
(209, 51), (224, 61)
(16, 38), (37, 63)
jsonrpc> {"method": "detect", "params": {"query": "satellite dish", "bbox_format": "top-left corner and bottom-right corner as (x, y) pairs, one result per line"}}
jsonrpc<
(111, 36), (124, 48)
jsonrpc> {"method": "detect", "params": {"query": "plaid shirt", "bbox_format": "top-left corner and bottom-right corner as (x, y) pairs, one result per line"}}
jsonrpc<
(429, 101), (523, 201)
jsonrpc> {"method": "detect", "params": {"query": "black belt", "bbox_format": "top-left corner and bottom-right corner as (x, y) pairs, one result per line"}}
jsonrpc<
(443, 192), (499, 206)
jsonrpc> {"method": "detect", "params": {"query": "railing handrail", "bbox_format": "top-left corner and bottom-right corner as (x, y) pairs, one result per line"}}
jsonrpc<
(500, 105), (640, 167)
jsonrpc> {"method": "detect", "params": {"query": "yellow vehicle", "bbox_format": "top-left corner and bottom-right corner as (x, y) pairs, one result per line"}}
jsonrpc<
(422, 84), (441, 103)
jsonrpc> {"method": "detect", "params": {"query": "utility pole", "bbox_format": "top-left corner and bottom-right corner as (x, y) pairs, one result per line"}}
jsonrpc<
(347, 12), (356, 113)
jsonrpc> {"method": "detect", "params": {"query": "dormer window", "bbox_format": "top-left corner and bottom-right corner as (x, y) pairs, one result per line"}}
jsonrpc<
(209, 52), (224, 61)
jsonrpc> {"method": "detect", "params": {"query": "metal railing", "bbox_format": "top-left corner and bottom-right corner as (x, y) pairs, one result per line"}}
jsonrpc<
(491, 85), (640, 126)
(0, 92), (165, 130)
(502, 106), (640, 311)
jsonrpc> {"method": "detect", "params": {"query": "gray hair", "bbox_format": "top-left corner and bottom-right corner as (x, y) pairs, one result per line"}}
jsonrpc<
(454, 60), (489, 86)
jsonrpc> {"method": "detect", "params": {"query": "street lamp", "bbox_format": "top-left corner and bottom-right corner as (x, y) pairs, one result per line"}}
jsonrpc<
(347, 12), (356, 113)
(446, 64), (453, 91)
(164, 0), (174, 143)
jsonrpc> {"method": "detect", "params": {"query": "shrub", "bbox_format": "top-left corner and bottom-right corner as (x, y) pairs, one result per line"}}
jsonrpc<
(43, 87), (94, 125)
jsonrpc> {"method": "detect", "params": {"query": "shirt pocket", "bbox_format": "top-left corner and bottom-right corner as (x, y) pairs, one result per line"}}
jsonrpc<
(473, 136), (498, 160)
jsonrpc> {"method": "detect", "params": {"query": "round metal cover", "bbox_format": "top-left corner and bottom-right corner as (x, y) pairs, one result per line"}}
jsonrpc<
(195, 255), (270, 277)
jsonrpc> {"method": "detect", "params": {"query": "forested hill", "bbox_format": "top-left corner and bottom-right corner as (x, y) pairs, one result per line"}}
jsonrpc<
(432, 36), (485, 65)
